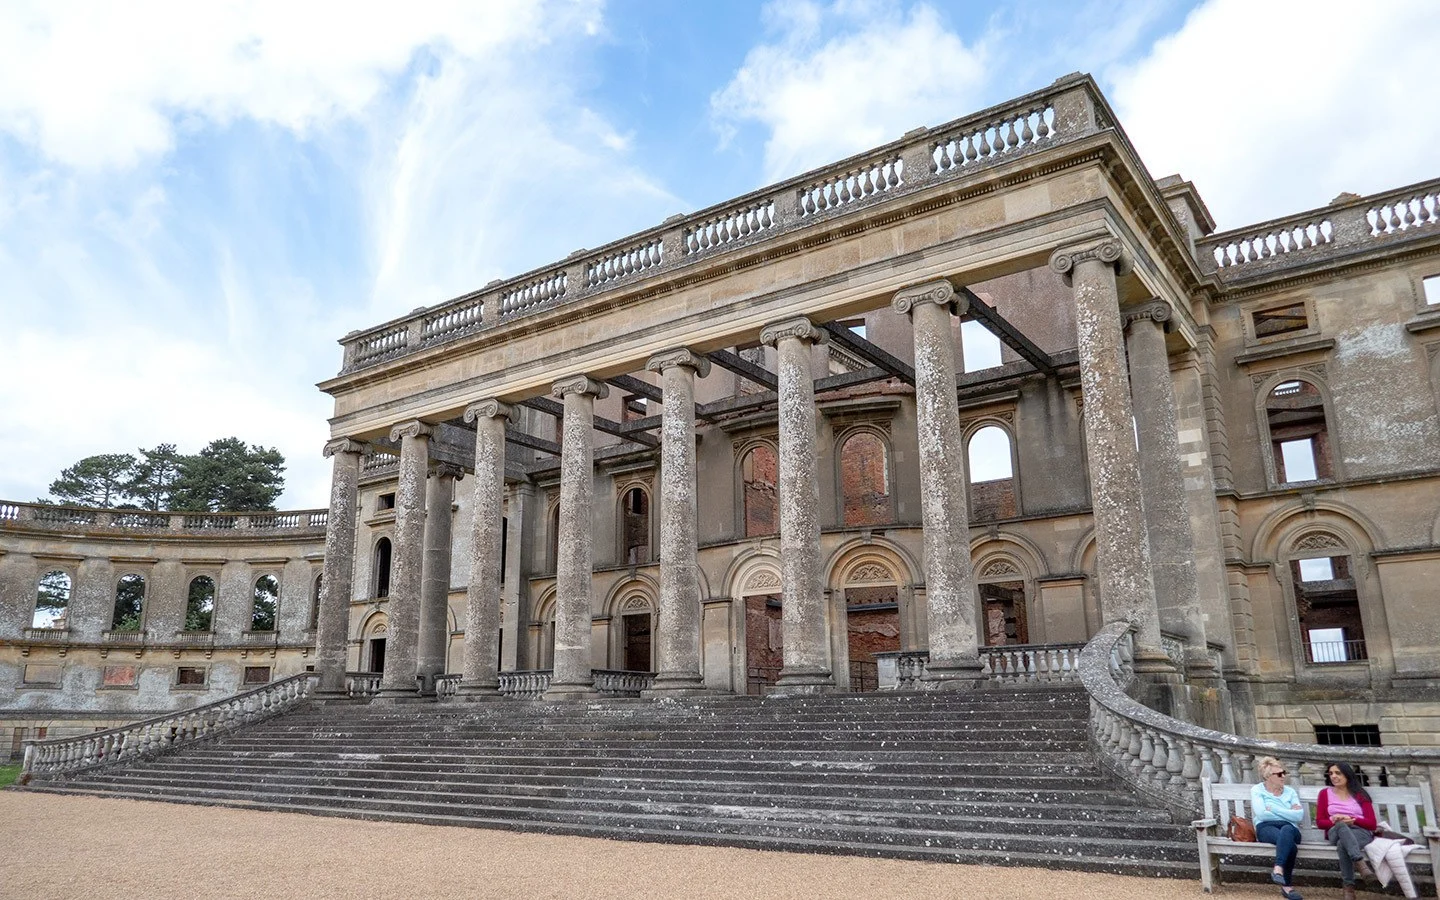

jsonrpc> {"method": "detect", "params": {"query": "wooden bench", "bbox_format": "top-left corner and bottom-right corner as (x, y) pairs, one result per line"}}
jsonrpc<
(1195, 779), (1440, 896)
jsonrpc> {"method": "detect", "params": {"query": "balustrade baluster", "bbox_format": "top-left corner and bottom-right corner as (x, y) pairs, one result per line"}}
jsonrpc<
(1165, 735), (1187, 791)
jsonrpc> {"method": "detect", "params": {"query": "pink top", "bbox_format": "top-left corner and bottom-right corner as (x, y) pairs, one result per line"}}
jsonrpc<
(1326, 793), (1365, 820)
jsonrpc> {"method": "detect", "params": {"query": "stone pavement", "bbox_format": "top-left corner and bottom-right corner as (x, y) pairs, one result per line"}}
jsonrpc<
(0, 790), (1337, 900)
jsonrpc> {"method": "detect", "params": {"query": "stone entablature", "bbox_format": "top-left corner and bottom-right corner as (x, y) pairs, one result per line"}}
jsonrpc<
(333, 75), (1113, 378)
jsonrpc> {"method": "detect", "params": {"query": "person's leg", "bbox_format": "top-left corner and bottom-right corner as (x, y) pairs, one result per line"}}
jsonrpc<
(1330, 825), (1357, 884)
(1276, 824), (1301, 885)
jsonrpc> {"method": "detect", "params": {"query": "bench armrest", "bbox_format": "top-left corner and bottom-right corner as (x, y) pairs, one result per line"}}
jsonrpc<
(1193, 817), (1218, 830)
(1422, 826), (1440, 840)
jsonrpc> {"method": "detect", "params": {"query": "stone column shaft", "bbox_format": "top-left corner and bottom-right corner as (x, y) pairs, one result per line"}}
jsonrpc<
(1125, 305), (1217, 680)
(893, 281), (983, 685)
(377, 420), (433, 698)
(1050, 240), (1169, 671)
(416, 464), (461, 693)
(546, 377), (608, 699)
(315, 439), (363, 695)
(460, 400), (511, 698)
(761, 318), (833, 694)
(645, 349), (711, 696)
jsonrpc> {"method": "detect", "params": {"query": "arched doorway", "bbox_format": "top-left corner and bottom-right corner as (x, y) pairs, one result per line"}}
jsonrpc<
(836, 556), (901, 692)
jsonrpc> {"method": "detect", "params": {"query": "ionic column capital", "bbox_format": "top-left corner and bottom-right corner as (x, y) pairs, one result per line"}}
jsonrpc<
(1049, 238), (1131, 284)
(646, 348), (711, 377)
(463, 399), (514, 423)
(1123, 300), (1175, 334)
(891, 280), (965, 317)
(390, 420), (435, 442)
(429, 462), (465, 482)
(551, 375), (610, 400)
(322, 438), (366, 458)
(759, 316), (827, 348)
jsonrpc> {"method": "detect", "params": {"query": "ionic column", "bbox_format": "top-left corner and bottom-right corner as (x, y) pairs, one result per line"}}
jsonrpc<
(1049, 240), (1172, 674)
(459, 399), (511, 699)
(759, 318), (833, 694)
(416, 462), (462, 694)
(1124, 302), (1219, 682)
(545, 376), (608, 700)
(644, 349), (711, 696)
(377, 420), (433, 699)
(892, 281), (983, 686)
(315, 438), (364, 696)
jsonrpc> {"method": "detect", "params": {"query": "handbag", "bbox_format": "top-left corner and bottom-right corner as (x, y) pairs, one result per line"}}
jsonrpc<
(1228, 815), (1258, 842)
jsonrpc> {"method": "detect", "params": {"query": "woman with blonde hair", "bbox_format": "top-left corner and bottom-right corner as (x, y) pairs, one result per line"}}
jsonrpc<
(1251, 756), (1305, 900)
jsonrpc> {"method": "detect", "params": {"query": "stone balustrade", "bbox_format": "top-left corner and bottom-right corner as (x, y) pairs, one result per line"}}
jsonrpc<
(337, 75), (1105, 374)
(0, 500), (328, 534)
(978, 642), (1084, 683)
(497, 669), (552, 700)
(1200, 176), (1440, 278)
(20, 672), (316, 781)
(592, 668), (655, 696)
(1079, 621), (1440, 819)
(345, 671), (382, 698)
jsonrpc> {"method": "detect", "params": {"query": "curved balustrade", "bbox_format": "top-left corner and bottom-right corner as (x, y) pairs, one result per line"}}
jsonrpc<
(20, 673), (317, 782)
(1078, 622), (1440, 818)
(0, 501), (327, 534)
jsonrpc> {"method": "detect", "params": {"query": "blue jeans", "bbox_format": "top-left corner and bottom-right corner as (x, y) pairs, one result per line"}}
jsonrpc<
(1257, 820), (1302, 885)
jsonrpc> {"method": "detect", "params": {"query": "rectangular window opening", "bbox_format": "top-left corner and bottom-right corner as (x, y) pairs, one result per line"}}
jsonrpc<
(243, 666), (271, 685)
(176, 666), (207, 686)
(1253, 303), (1309, 339)
(1279, 438), (1318, 482)
(1423, 274), (1440, 306)
(377, 493), (396, 511)
(960, 320), (1002, 373)
(1314, 724), (1382, 747)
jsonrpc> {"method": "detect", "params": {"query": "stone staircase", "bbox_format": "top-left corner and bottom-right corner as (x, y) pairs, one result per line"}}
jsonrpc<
(24, 684), (1198, 876)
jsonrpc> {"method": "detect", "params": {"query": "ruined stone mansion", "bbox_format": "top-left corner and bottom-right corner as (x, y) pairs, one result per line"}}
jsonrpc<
(4, 73), (1439, 756)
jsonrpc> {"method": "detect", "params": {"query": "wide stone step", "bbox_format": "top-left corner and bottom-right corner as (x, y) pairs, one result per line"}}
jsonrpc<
(72, 766), (1171, 821)
(205, 738), (1090, 757)
(23, 782), (1194, 877)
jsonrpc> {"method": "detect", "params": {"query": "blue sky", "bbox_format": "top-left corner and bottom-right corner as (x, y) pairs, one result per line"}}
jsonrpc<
(2, 0), (1437, 510)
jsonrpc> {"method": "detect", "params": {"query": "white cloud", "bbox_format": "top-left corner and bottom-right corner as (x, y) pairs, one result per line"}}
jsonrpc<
(710, 0), (990, 184)
(1109, 0), (1440, 229)
(0, 0), (586, 169)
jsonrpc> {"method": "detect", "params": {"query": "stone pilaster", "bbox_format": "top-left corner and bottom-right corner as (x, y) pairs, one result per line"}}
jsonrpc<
(315, 438), (364, 696)
(760, 317), (834, 694)
(460, 399), (511, 699)
(545, 376), (608, 700)
(1049, 240), (1173, 676)
(893, 281), (983, 687)
(416, 462), (462, 694)
(1124, 302), (1220, 684)
(376, 420), (433, 699)
(644, 349), (711, 696)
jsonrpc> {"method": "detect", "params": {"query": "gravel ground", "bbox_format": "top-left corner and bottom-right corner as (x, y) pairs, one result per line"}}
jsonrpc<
(1, 791), (1336, 900)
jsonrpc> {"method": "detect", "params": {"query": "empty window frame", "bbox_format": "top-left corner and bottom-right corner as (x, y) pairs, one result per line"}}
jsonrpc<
(309, 574), (322, 631)
(620, 486), (651, 564)
(960, 320), (1002, 372)
(838, 430), (891, 527)
(373, 537), (392, 598)
(1423, 274), (1440, 306)
(1291, 551), (1366, 664)
(251, 574), (279, 632)
(111, 573), (145, 633)
(243, 665), (272, 685)
(1252, 302), (1310, 339)
(740, 443), (779, 537)
(32, 569), (72, 629)
(176, 666), (207, 686)
(185, 576), (216, 632)
(1266, 380), (1333, 483)
(966, 424), (1017, 520)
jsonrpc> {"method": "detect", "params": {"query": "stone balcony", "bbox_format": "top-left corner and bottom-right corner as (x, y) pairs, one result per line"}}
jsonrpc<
(0, 501), (328, 535)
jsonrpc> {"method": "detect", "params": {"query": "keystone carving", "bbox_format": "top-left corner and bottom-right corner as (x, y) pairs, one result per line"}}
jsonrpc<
(891, 280), (963, 316)
(1049, 238), (1131, 284)
(645, 348), (712, 377)
(759, 316), (827, 348)
(551, 375), (610, 400)
(463, 399), (513, 423)
(389, 420), (435, 442)
(322, 438), (366, 458)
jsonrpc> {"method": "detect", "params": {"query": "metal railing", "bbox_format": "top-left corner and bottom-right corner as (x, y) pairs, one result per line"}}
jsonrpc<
(1078, 621), (1440, 818)
(1303, 638), (1368, 665)
(21, 673), (317, 782)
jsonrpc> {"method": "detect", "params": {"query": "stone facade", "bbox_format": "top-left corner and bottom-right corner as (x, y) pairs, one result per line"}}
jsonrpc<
(5, 74), (1440, 753)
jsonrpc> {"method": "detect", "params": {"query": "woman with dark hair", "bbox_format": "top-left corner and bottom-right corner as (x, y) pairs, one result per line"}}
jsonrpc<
(1318, 761), (1377, 900)
(1252, 756), (1305, 900)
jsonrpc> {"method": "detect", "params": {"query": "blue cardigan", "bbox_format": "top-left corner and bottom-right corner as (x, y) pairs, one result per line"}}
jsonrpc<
(1251, 783), (1305, 825)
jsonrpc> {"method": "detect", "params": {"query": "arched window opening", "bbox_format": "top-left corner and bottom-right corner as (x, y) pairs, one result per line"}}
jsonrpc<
(621, 487), (651, 564)
(373, 538), (392, 598)
(185, 576), (216, 632)
(961, 320), (1002, 372)
(619, 599), (654, 672)
(310, 574), (323, 631)
(112, 574), (145, 633)
(1267, 380), (1332, 483)
(33, 570), (71, 629)
(967, 425), (1017, 520)
(741, 444), (778, 537)
(839, 431), (891, 526)
(1291, 546), (1365, 664)
(251, 574), (279, 632)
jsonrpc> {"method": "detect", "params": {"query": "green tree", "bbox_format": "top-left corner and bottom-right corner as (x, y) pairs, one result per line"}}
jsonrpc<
(170, 438), (286, 512)
(47, 454), (137, 507)
(126, 443), (185, 510)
